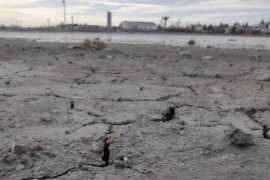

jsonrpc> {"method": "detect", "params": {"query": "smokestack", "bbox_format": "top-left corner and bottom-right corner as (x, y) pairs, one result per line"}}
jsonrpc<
(63, 0), (66, 24)
(107, 11), (112, 30)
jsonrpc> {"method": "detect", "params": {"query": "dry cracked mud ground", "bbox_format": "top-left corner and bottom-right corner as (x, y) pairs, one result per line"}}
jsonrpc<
(0, 38), (270, 180)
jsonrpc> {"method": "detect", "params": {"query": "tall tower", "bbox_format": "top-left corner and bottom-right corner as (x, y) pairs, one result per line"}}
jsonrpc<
(107, 11), (112, 30)
(162, 16), (170, 29)
(63, 0), (66, 24)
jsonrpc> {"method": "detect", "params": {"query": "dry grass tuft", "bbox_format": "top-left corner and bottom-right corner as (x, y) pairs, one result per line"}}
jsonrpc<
(80, 39), (106, 50)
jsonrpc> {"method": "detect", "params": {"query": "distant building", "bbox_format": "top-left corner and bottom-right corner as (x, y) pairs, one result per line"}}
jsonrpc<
(119, 21), (157, 31)
(107, 11), (112, 30)
(250, 20), (270, 34)
(189, 24), (203, 32)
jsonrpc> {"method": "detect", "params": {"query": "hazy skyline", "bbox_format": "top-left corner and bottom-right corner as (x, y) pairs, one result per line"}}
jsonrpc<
(0, 0), (270, 27)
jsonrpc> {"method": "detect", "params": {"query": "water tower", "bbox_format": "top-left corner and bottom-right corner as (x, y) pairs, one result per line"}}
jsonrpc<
(162, 17), (170, 29)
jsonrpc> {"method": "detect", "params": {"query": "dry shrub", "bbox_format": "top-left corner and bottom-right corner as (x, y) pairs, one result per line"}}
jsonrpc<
(81, 39), (106, 50)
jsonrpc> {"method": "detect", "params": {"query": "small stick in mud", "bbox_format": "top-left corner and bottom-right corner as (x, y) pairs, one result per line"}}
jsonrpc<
(102, 137), (115, 166)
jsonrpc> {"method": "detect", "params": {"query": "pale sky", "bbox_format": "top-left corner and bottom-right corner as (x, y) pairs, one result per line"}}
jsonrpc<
(0, 0), (269, 27)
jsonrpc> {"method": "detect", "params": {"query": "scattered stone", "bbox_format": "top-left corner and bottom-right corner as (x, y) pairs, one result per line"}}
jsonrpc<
(106, 55), (112, 59)
(225, 118), (253, 146)
(67, 45), (80, 49)
(94, 174), (106, 180)
(247, 55), (262, 59)
(202, 56), (213, 60)
(124, 157), (129, 162)
(30, 151), (40, 159)
(114, 160), (127, 169)
(42, 151), (56, 158)
(99, 55), (113, 59)
(115, 155), (132, 168)
(4, 166), (15, 172)
(11, 144), (27, 156)
(4, 154), (18, 164)
(40, 117), (52, 123)
(188, 39), (195, 45)
(179, 51), (191, 58)
(78, 149), (88, 157)
(16, 164), (25, 171)
(20, 156), (30, 165)
(81, 165), (92, 171)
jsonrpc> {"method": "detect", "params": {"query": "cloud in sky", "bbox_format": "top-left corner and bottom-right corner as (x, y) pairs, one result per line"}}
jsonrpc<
(0, 0), (269, 27)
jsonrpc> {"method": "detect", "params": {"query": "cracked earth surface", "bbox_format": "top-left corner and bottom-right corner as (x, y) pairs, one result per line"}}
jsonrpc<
(0, 38), (270, 180)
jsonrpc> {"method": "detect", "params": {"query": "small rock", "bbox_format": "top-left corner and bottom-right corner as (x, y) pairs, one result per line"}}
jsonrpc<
(4, 154), (18, 164)
(30, 151), (40, 159)
(114, 160), (127, 169)
(4, 166), (15, 172)
(11, 144), (27, 156)
(124, 157), (129, 162)
(29, 142), (43, 152)
(40, 117), (52, 123)
(78, 150), (88, 157)
(225, 118), (253, 146)
(81, 165), (92, 171)
(95, 174), (106, 180)
(188, 39), (195, 45)
(106, 55), (112, 59)
(202, 56), (213, 60)
(42, 151), (56, 158)
(247, 55), (262, 59)
(16, 164), (25, 171)
(20, 156), (30, 165)
(179, 51), (191, 58)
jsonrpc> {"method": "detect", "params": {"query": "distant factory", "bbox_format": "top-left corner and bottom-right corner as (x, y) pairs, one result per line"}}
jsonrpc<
(119, 21), (157, 31)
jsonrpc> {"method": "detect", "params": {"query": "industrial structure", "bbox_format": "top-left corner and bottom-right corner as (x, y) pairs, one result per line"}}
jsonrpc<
(63, 0), (66, 24)
(107, 11), (112, 30)
(162, 17), (170, 29)
(119, 21), (157, 31)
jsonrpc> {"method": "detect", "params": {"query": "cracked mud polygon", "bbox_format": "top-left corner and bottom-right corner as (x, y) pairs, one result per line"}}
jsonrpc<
(1, 38), (270, 180)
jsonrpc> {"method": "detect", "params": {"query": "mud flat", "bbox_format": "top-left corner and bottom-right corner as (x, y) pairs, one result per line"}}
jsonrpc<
(0, 38), (270, 180)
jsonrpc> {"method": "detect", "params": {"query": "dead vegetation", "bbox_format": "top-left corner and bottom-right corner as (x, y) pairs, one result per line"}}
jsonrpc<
(80, 39), (106, 50)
